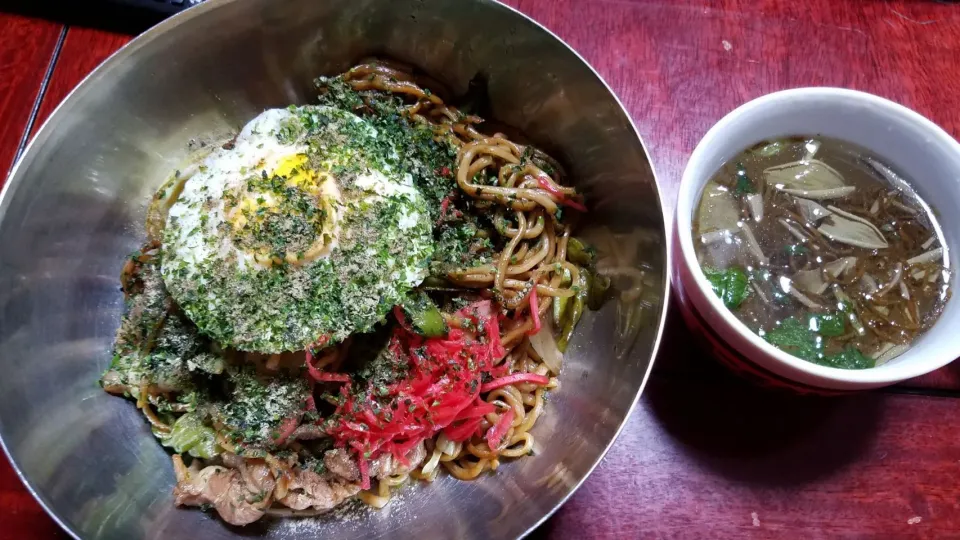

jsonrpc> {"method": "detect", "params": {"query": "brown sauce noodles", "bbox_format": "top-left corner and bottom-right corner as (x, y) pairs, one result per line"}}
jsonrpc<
(337, 60), (574, 503)
(115, 59), (594, 518)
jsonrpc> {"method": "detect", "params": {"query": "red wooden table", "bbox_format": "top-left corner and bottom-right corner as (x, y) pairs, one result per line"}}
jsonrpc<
(3, 1), (960, 538)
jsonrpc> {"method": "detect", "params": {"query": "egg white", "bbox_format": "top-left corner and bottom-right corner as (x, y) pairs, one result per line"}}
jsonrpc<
(161, 106), (433, 353)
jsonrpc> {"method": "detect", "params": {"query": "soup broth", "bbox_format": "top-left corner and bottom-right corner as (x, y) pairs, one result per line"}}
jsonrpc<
(694, 136), (950, 369)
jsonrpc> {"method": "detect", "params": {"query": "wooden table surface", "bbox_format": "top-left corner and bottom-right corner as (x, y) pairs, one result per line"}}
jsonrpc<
(3, 1), (960, 538)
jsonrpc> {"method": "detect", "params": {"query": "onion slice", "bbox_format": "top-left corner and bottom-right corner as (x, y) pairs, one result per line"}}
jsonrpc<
(529, 326), (564, 375)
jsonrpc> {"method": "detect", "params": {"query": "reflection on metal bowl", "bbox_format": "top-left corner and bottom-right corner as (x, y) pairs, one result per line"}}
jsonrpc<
(0, 0), (668, 538)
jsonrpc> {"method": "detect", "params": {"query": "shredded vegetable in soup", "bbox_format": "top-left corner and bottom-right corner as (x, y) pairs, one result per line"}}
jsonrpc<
(694, 136), (950, 369)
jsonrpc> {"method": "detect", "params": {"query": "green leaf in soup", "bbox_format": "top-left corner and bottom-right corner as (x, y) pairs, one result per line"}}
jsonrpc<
(818, 347), (875, 370)
(784, 244), (808, 256)
(806, 312), (845, 337)
(764, 312), (867, 369)
(764, 318), (822, 361)
(734, 162), (755, 195)
(703, 266), (749, 309)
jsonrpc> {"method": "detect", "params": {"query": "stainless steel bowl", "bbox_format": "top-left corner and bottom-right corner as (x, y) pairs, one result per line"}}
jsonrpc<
(0, 0), (668, 538)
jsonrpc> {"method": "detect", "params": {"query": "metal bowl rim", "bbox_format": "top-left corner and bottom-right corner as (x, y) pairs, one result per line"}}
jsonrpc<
(0, 0), (671, 537)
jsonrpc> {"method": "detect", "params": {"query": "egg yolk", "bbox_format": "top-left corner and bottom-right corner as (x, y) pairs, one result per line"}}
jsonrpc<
(224, 154), (341, 267)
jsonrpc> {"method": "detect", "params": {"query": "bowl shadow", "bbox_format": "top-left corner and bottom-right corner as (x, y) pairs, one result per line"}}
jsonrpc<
(529, 291), (885, 539)
(527, 374), (884, 539)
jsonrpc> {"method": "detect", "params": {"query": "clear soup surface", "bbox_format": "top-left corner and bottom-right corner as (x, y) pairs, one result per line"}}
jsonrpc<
(694, 136), (950, 369)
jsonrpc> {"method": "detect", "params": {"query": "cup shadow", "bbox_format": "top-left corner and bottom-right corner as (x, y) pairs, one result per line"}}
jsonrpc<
(638, 287), (886, 486)
(645, 366), (884, 488)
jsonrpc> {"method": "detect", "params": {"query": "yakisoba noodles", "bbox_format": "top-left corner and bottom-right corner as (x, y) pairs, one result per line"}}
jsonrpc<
(101, 60), (614, 525)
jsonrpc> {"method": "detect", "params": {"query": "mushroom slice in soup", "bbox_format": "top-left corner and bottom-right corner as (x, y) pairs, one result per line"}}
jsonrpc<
(700, 229), (731, 245)
(794, 197), (831, 224)
(818, 206), (889, 249)
(792, 269), (830, 296)
(787, 286), (824, 310)
(875, 263), (904, 297)
(764, 159), (855, 200)
(790, 257), (857, 296)
(696, 181), (740, 234)
(745, 193), (763, 222)
(824, 256), (858, 277)
(863, 156), (913, 193)
(739, 223), (768, 265)
(802, 139), (821, 161)
(872, 342), (910, 365)
(861, 274), (880, 294)
(778, 218), (810, 242)
(907, 248), (943, 266)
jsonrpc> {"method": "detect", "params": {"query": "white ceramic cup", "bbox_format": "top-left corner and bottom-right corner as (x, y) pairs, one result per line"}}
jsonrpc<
(675, 87), (960, 391)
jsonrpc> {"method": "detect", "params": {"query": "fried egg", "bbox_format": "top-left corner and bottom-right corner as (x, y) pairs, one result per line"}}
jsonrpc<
(161, 106), (433, 353)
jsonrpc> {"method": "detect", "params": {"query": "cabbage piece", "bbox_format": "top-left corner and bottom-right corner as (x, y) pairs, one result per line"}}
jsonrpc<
(157, 412), (219, 459)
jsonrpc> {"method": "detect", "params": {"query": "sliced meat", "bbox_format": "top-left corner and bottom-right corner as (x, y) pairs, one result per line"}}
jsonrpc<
(241, 460), (276, 495)
(323, 442), (428, 483)
(291, 424), (326, 440)
(324, 449), (359, 482)
(278, 468), (361, 511)
(100, 370), (126, 394)
(221, 454), (277, 496)
(173, 465), (266, 526)
(220, 452), (244, 469)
